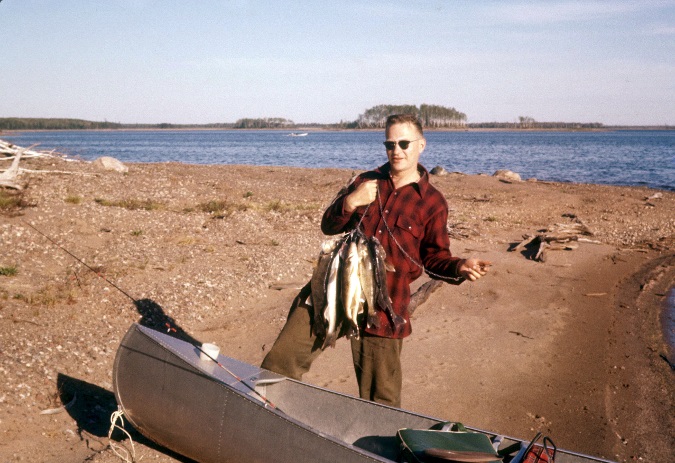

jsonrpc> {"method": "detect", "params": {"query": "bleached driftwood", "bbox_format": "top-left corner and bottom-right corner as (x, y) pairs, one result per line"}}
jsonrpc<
(511, 216), (595, 262)
(0, 146), (26, 189)
(1, 140), (90, 182)
(0, 140), (58, 160)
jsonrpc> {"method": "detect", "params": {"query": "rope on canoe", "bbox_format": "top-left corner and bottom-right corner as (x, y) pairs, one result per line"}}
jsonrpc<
(108, 407), (138, 463)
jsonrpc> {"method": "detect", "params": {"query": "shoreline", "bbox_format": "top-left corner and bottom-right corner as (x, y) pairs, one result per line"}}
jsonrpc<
(0, 157), (673, 462)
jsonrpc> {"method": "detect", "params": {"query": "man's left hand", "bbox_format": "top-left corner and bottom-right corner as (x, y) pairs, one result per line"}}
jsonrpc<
(458, 258), (491, 282)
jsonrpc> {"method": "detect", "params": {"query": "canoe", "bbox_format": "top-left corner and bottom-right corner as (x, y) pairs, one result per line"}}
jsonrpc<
(113, 323), (615, 463)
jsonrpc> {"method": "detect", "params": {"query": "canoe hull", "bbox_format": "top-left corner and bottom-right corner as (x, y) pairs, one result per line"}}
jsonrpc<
(113, 324), (615, 463)
(114, 323), (407, 462)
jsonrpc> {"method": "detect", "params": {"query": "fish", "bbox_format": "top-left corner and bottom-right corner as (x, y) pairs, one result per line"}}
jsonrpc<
(368, 236), (406, 331)
(310, 235), (345, 338)
(341, 235), (364, 334)
(357, 233), (379, 330)
(314, 229), (407, 347)
(322, 237), (347, 348)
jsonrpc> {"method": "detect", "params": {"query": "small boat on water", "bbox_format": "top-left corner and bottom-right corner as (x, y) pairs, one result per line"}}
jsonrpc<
(113, 323), (615, 463)
(287, 132), (309, 137)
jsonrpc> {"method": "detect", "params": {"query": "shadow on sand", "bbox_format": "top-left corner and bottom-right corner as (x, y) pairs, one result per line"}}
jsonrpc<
(133, 298), (201, 346)
(56, 373), (195, 462)
(54, 298), (203, 461)
(508, 239), (542, 261)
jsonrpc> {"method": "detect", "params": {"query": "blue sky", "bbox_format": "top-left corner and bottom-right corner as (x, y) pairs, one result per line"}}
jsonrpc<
(1, 1), (673, 125)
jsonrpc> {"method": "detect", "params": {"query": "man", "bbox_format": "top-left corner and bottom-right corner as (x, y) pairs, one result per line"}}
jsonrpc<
(262, 114), (490, 407)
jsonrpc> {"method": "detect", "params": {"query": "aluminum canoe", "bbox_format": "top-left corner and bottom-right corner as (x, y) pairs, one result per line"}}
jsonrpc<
(113, 323), (615, 463)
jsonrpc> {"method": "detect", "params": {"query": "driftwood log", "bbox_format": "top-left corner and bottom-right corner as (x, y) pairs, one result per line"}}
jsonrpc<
(1, 140), (94, 185)
(0, 146), (26, 190)
(407, 279), (444, 316)
(0, 140), (56, 160)
(511, 216), (596, 262)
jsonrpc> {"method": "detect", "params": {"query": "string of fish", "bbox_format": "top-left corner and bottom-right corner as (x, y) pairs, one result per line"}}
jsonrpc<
(311, 201), (409, 348)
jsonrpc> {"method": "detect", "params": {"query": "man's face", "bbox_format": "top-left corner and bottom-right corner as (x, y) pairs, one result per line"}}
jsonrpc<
(384, 122), (426, 177)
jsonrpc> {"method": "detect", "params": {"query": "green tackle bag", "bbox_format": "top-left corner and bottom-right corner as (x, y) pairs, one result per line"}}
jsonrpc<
(398, 422), (502, 463)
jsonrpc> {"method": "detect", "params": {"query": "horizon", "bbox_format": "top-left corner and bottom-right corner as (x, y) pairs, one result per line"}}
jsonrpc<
(1, 1), (673, 126)
(3, 116), (674, 128)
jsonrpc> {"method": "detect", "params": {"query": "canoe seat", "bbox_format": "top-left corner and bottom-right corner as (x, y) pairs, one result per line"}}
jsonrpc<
(253, 370), (287, 386)
(398, 422), (502, 463)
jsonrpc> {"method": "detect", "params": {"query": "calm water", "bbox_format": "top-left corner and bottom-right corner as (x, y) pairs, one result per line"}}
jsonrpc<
(4, 129), (674, 190)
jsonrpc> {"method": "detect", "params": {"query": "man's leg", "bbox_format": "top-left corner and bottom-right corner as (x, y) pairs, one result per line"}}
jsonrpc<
(350, 335), (403, 407)
(261, 284), (324, 380)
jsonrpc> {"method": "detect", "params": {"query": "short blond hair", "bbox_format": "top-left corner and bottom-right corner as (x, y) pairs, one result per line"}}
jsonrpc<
(385, 114), (424, 136)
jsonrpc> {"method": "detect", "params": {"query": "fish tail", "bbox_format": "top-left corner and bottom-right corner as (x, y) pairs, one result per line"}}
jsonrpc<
(344, 324), (360, 340)
(322, 332), (338, 349)
(312, 312), (327, 339)
(366, 312), (381, 329)
(386, 310), (406, 332)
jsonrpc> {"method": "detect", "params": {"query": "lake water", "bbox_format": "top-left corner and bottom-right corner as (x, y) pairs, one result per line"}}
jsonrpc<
(3, 129), (674, 191)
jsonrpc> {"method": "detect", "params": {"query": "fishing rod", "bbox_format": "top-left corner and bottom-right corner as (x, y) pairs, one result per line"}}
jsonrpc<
(23, 220), (138, 302)
(21, 219), (277, 409)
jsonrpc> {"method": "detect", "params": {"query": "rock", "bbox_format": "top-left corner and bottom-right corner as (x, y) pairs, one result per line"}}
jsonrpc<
(430, 165), (449, 176)
(493, 169), (521, 182)
(93, 156), (128, 173)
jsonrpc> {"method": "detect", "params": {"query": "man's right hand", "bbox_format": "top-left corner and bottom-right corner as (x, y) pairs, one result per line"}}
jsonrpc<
(344, 180), (378, 212)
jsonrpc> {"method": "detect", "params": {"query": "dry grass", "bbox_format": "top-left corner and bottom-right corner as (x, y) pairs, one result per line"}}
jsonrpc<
(64, 195), (82, 204)
(12, 284), (77, 307)
(94, 197), (164, 211)
(0, 189), (34, 215)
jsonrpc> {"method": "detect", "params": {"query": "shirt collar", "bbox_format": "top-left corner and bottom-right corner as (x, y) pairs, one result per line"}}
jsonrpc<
(375, 163), (430, 197)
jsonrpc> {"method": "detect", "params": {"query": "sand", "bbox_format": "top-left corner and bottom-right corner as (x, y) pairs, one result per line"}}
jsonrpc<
(0, 154), (673, 462)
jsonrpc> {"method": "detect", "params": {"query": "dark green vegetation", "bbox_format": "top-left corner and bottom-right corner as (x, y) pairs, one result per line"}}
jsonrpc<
(0, 118), (234, 131)
(0, 118), (125, 130)
(0, 265), (18, 277)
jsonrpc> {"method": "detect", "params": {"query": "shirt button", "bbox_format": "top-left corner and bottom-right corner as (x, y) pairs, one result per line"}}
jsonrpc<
(384, 209), (389, 214)
(378, 230), (383, 234)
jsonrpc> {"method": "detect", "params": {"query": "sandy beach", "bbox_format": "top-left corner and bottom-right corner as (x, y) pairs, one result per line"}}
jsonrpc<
(0, 155), (673, 462)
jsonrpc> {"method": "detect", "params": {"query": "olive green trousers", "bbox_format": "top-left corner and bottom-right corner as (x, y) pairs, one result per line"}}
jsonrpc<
(261, 285), (404, 407)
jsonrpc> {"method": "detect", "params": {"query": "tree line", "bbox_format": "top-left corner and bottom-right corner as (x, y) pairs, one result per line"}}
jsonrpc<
(353, 104), (467, 129)
(232, 118), (294, 129)
(0, 118), (240, 131)
(1, 109), (608, 132)
(0, 118), (124, 130)
(472, 118), (604, 129)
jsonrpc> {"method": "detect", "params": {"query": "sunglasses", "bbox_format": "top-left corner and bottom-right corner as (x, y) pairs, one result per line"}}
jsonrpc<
(383, 139), (421, 150)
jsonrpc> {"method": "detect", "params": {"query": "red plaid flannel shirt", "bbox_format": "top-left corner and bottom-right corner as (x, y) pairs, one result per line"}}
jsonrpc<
(321, 163), (465, 338)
